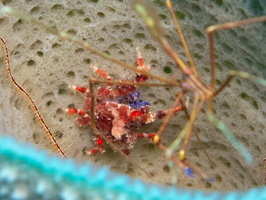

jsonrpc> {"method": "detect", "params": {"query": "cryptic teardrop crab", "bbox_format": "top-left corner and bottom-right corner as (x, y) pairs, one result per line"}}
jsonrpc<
(66, 48), (184, 155)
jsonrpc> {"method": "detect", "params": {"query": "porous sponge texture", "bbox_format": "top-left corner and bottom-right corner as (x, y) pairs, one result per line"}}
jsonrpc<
(0, 0), (265, 191)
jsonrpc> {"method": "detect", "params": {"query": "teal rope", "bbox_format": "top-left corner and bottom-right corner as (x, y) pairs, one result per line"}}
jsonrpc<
(0, 134), (265, 200)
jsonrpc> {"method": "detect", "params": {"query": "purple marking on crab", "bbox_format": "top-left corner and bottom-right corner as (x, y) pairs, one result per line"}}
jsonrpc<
(118, 91), (140, 103)
(129, 100), (151, 109)
(185, 167), (195, 178)
(128, 91), (140, 101)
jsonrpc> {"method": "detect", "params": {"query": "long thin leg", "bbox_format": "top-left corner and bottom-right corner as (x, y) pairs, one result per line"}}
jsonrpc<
(0, 37), (66, 158)
(156, 142), (208, 182)
(205, 16), (266, 163)
(180, 99), (215, 167)
(166, 94), (204, 160)
(92, 47), (151, 83)
(89, 78), (174, 87)
(166, 0), (198, 77)
(214, 70), (266, 97)
(156, 92), (184, 138)
(154, 91), (214, 167)
(132, 0), (210, 97)
(207, 70), (266, 163)
(157, 141), (209, 181)
(132, 0), (191, 74)
(206, 98), (253, 163)
(0, 6), (178, 86)
(180, 95), (201, 155)
(206, 15), (266, 91)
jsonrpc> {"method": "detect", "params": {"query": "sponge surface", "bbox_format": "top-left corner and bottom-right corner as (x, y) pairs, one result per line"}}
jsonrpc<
(0, 0), (265, 190)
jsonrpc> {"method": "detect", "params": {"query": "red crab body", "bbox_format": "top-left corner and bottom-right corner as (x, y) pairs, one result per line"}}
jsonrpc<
(66, 48), (183, 155)
(94, 101), (156, 154)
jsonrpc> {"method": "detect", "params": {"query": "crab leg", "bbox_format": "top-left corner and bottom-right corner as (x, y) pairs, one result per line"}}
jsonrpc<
(91, 65), (113, 80)
(206, 15), (266, 91)
(87, 135), (105, 155)
(166, 0), (198, 77)
(166, 94), (204, 160)
(69, 85), (90, 94)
